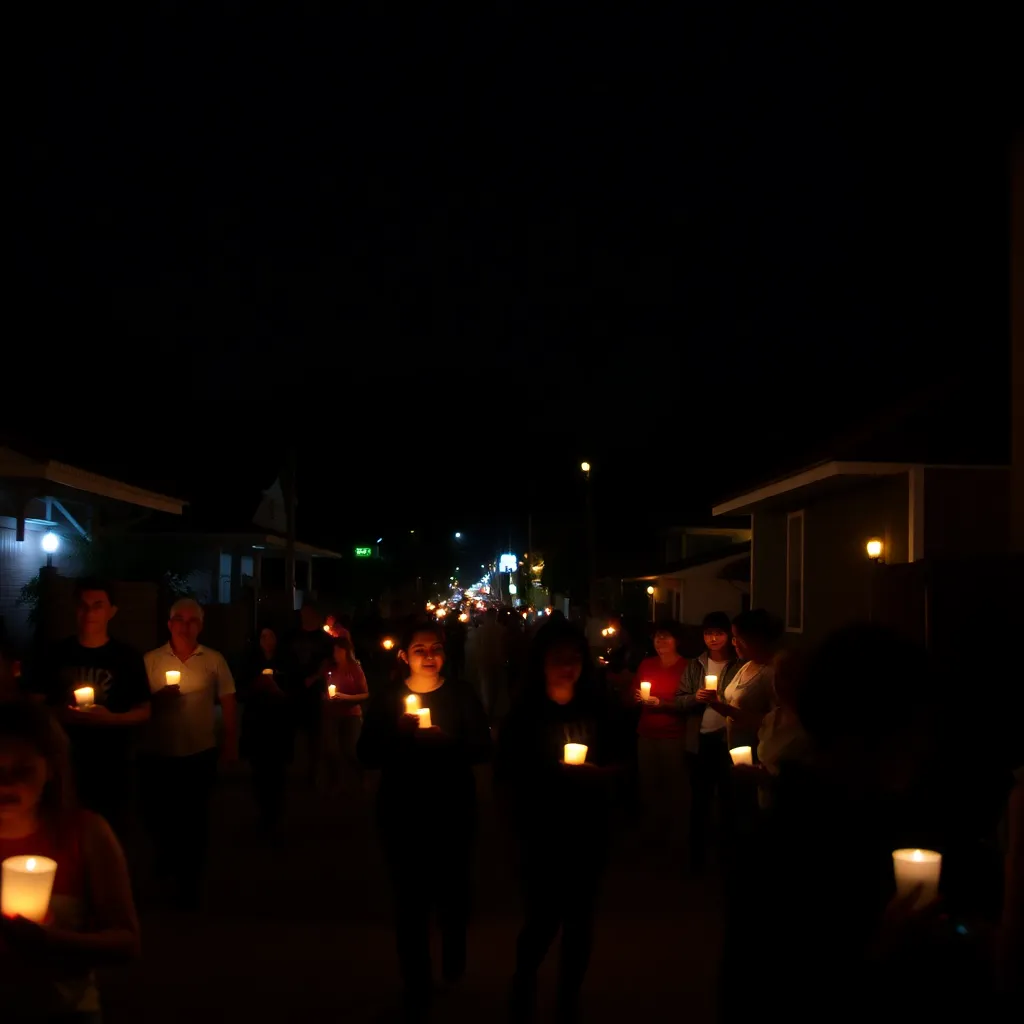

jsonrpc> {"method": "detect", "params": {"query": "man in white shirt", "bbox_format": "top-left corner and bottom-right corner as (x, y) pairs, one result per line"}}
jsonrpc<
(141, 597), (237, 909)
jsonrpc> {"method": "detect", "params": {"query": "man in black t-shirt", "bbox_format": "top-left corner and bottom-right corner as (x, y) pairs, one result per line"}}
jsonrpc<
(29, 577), (151, 832)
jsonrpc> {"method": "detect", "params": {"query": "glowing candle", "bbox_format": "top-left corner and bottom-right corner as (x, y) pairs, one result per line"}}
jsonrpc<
(327, 683), (337, 698)
(73, 686), (94, 708)
(892, 849), (942, 908)
(405, 694), (421, 714)
(164, 670), (181, 689)
(261, 668), (274, 676)
(704, 674), (718, 692)
(729, 745), (752, 765)
(1, 855), (58, 922)
(563, 743), (588, 765)
(639, 681), (652, 702)
(416, 708), (432, 729)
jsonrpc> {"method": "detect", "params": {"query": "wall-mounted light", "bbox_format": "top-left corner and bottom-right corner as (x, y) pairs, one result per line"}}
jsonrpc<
(41, 531), (59, 567)
(866, 538), (884, 563)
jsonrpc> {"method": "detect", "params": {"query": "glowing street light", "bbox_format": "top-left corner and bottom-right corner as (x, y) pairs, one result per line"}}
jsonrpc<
(580, 461), (591, 476)
(646, 584), (656, 622)
(455, 532), (462, 539)
(866, 538), (884, 562)
(41, 531), (59, 567)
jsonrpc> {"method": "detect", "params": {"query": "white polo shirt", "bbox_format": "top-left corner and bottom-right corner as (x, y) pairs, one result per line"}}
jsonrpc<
(143, 643), (236, 758)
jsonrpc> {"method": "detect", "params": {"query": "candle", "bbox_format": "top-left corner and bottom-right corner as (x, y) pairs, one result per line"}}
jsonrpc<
(261, 668), (274, 676)
(704, 674), (718, 691)
(327, 683), (337, 699)
(73, 686), (94, 708)
(165, 670), (181, 689)
(639, 681), (652, 702)
(729, 745), (752, 765)
(563, 743), (588, 765)
(1, 855), (58, 923)
(892, 848), (942, 908)
(405, 694), (421, 714)
(416, 708), (432, 729)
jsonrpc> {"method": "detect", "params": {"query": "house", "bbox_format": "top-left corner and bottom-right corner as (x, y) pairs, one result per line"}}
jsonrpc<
(712, 459), (1011, 649)
(0, 446), (187, 644)
(622, 524), (752, 624)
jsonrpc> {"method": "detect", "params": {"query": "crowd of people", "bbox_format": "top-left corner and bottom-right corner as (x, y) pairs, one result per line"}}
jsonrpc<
(0, 576), (1021, 1022)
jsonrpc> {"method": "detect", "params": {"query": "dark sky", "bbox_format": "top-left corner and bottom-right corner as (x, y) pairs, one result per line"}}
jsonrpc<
(9, 10), (1012, 568)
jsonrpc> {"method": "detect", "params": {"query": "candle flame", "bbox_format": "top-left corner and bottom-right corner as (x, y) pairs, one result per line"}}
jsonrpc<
(26, 857), (37, 871)
(912, 849), (923, 861)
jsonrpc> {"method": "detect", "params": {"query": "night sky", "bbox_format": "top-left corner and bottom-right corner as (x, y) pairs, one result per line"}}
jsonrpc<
(8, 10), (1012, 573)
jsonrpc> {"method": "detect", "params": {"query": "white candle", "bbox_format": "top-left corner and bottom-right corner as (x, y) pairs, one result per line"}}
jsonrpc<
(416, 708), (432, 729)
(164, 670), (181, 689)
(729, 745), (752, 765)
(639, 681), (652, 702)
(327, 683), (337, 698)
(73, 686), (94, 708)
(405, 694), (421, 714)
(892, 848), (942, 908)
(1, 855), (58, 923)
(564, 743), (588, 765)
(704, 674), (718, 691)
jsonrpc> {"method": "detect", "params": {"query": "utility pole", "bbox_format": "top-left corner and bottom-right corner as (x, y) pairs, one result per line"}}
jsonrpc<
(283, 447), (297, 611)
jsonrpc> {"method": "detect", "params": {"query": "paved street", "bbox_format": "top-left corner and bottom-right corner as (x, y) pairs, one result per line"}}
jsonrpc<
(100, 763), (722, 1023)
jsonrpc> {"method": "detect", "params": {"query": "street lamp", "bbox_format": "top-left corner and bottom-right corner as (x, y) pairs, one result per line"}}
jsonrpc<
(646, 584), (656, 622)
(866, 538), (884, 563)
(41, 531), (59, 568)
(455, 532), (462, 539)
(580, 461), (591, 477)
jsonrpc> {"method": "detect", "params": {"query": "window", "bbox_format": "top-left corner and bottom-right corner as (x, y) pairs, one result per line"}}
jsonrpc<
(785, 510), (804, 633)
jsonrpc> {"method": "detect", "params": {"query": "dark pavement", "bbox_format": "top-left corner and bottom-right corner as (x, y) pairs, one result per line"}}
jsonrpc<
(101, 762), (722, 1023)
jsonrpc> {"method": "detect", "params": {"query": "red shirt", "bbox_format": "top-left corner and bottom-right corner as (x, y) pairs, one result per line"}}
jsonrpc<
(634, 655), (688, 739)
(326, 663), (367, 717)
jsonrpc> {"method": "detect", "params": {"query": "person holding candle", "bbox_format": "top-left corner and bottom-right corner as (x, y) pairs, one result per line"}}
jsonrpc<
(675, 611), (743, 871)
(140, 597), (237, 910)
(630, 621), (689, 852)
(356, 620), (490, 1021)
(321, 629), (369, 795)
(26, 578), (152, 839)
(0, 699), (140, 1020)
(289, 604), (333, 789)
(495, 618), (625, 1023)
(238, 625), (296, 836)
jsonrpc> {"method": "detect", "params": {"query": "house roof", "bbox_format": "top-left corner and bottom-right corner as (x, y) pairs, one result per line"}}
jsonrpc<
(0, 446), (186, 515)
(623, 540), (752, 580)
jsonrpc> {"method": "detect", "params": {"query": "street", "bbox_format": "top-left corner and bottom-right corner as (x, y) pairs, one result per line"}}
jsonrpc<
(101, 764), (722, 1023)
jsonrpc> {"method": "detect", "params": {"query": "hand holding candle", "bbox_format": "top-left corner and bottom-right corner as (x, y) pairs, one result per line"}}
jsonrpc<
(416, 708), (432, 730)
(639, 681), (652, 703)
(327, 683), (337, 699)
(703, 674), (718, 692)
(164, 670), (181, 690)
(405, 694), (421, 715)
(1, 856), (58, 923)
(729, 745), (752, 765)
(563, 742), (588, 765)
(73, 686), (94, 709)
(892, 849), (942, 909)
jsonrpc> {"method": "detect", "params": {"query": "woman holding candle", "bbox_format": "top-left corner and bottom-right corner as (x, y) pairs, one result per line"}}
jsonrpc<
(496, 618), (625, 1023)
(238, 625), (296, 836)
(675, 611), (743, 870)
(322, 630), (369, 795)
(356, 620), (490, 1021)
(0, 699), (140, 1021)
(630, 621), (689, 852)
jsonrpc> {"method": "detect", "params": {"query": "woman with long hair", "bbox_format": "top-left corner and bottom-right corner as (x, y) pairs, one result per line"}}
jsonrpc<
(238, 625), (295, 836)
(496, 619), (625, 1023)
(356, 619), (490, 1021)
(0, 699), (140, 1021)
(322, 629), (368, 795)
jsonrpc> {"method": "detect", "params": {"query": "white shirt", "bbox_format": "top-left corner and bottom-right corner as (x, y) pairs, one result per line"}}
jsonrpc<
(143, 643), (236, 757)
(699, 658), (731, 734)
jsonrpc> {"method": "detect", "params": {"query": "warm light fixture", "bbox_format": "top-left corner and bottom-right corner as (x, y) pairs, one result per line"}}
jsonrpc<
(646, 585), (655, 596)
(580, 461), (591, 474)
(381, 637), (394, 650)
(866, 538), (884, 561)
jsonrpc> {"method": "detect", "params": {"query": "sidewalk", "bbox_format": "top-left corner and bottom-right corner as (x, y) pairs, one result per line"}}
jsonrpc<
(100, 765), (721, 1022)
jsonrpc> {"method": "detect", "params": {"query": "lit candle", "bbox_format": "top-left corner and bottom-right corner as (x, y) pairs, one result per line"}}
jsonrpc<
(327, 683), (337, 699)
(639, 681), (652, 702)
(563, 743), (588, 765)
(405, 694), (421, 714)
(416, 707), (432, 729)
(1, 855), (58, 922)
(729, 745), (752, 765)
(73, 686), (94, 708)
(704, 674), (718, 692)
(261, 668), (274, 676)
(892, 848), (942, 908)
(165, 670), (181, 689)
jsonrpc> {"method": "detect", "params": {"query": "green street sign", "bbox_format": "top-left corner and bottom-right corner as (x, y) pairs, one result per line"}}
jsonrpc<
(354, 546), (373, 558)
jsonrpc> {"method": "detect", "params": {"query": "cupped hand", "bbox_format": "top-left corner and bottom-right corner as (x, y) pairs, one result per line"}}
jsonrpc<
(398, 713), (422, 735)
(696, 689), (717, 704)
(0, 915), (49, 954)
